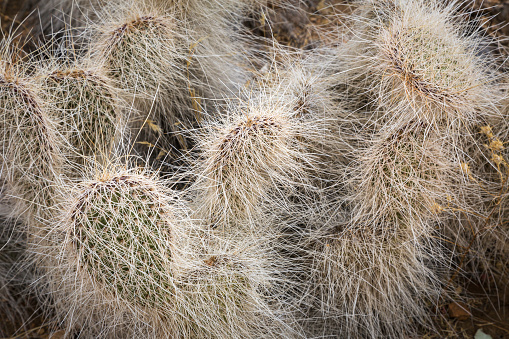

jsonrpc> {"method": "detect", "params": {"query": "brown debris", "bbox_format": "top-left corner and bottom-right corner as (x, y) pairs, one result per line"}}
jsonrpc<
(448, 301), (472, 321)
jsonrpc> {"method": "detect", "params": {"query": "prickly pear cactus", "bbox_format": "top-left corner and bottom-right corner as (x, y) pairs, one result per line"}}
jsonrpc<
(68, 171), (179, 307)
(0, 47), (63, 221)
(95, 13), (180, 98)
(42, 65), (123, 165)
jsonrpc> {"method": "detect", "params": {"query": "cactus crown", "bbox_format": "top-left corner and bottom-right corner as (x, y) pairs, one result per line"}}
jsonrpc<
(69, 173), (177, 308)
(108, 15), (168, 47)
(196, 103), (297, 224)
(0, 65), (41, 112)
(214, 115), (284, 172)
(340, 0), (499, 127)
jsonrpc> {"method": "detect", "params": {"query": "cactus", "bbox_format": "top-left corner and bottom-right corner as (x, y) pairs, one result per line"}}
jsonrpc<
(93, 8), (182, 101)
(173, 240), (299, 338)
(310, 225), (444, 339)
(304, 117), (454, 337)
(40, 61), (125, 168)
(90, 5), (195, 163)
(308, 1), (506, 336)
(350, 120), (454, 227)
(60, 169), (186, 308)
(339, 0), (499, 128)
(194, 104), (295, 223)
(32, 167), (189, 336)
(188, 60), (344, 338)
(334, 0), (503, 267)
(1, 0), (509, 337)
(0, 40), (63, 223)
(191, 62), (336, 226)
(90, 1), (247, 166)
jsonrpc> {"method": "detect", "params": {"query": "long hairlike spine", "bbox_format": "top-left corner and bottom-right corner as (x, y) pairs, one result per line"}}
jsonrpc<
(312, 0), (504, 336)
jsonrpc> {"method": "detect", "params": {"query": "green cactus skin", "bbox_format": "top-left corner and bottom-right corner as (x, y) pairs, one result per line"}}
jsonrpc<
(69, 172), (177, 308)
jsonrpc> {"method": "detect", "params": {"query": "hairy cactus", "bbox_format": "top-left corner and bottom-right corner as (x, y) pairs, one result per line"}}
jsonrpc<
(310, 224), (445, 339)
(350, 120), (455, 228)
(188, 60), (348, 338)
(93, 9), (182, 102)
(305, 118), (454, 337)
(90, 5), (195, 163)
(335, 0), (504, 266)
(191, 62), (336, 226)
(308, 1), (506, 336)
(90, 1), (246, 165)
(69, 171), (181, 307)
(194, 103), (298, 223)
(173, 238), (299, 338)
(36, 168), (191, 335)
(0, 41), (63, 222)
(2, 0), (509, 337)
(339, 0), (499, 128)
(39, 61), (126, 168)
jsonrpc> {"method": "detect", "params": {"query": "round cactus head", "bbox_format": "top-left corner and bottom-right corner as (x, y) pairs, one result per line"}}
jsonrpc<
(69, 171), (180, 308)
(95, 10), (179, 98)
(378, 13), (484, 122)
(342, 0), (499, 127)
(192, 62), (339, 226)
(42, 65), (122, 165)
(92, 6), (201, 166)
(193, 61), (339, 226)
(214, 114), (286, 173)
(198, 103), (299, 223)
(353, 121), (452, 229)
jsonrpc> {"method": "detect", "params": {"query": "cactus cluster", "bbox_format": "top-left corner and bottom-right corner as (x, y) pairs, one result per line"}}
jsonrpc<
(1, 0), (509, 338)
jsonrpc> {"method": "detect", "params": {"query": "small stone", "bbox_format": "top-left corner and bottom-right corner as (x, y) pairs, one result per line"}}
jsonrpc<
(447, 301), (471, 321)
(474, 329), (493, 339)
